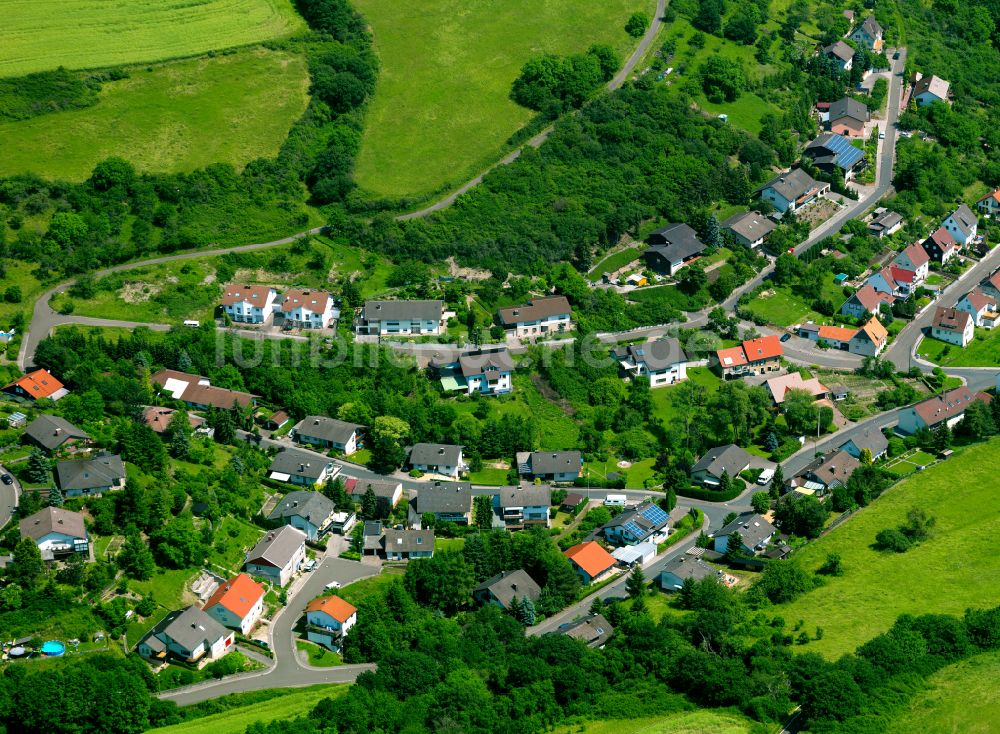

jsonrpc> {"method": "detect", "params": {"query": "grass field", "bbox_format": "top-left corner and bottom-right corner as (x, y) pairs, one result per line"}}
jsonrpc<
(0, 48), (310, 181)
(650, 368), (723, 424)
(352, 0), (655, 200)
(774, 438), (1000, 659)
(338, 568), (405, 606)
(583, 457), (658, 487)
(887, 650), (1000, 734)
(744, 276), (847, 327)
(295, 639), (342, 667)
(918, 330), (1000, 367)
(0, 0), (304, 78)
(0, 260), (46, 329)
(551, 710), (760, 734)
(149, 685), (343, 734)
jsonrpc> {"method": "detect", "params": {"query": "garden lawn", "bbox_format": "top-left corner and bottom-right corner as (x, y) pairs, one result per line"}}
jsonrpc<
(918, 329), (1000, 367)
(551, 710), (759, 734)
(650, 368), (723, 424)
(295, 639), (342, 667)
(698, 92), (779, 135)
(352, 0), (655, 200)
(887, 650), (1000, 734)
(583, 457), (657, 488)
(587, 245), (645, 281)
(0, 48), (310, 180)
(468, 465), (510, 485)
(434, 537), (466, 553)
(0, 0), (303, 78)
(131, 568), (195, 610)
(338, 568), (405, 606)
(773, 438), (1000, 659)
(744, 276), (846, 327)
(206, 517), (264, 574)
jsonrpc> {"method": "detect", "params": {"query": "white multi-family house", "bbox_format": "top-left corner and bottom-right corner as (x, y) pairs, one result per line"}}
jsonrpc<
(499, 296), (573, 337)
(355, 300), (445, 336)
(267, 448), (339, 489)
(495, 485), (552, 530)
(279, 289), (338, 329)
(893, 242), (930, 283)
(931, 306), (975, 347)
(267, 489), (338, 540)
(457, 349), (514, 396)
(305, 595), (357, 651)
(407, 443), (465, 479)
(849, 16), (883, 51)
(202, 573), (265, 636)
(612, 337), (688, 387)
(956, 288), (1000, 329)
(244, 526), (307, 586)
(292, 416), (364, 455)
(757, 169), (829, 214)
(941, 204), (978, 247)
(220, 284), (278, 324)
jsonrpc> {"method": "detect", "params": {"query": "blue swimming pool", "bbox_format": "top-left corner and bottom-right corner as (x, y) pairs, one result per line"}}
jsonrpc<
(40, 640), (65, 656)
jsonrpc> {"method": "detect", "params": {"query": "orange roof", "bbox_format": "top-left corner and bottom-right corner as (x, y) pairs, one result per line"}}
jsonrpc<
(979, 188), (1000, 205)
(3, 369), (65, 399)
(220, 283), (273, 306)
(859, 317), (888, 345)
(306, 594), (357, 623)
(203, 573), (264, 619)
(564, 541), (616, 578)
(742, 335), (783, 362)
(817, 325), (858, 342)
(715, 345), (748, 368)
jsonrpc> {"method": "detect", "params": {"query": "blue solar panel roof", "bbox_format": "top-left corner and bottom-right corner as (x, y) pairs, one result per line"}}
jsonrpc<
(639, 504), (668, 526)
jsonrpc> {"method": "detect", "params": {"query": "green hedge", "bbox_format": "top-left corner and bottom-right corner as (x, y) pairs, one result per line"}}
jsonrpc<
(677, 479), (745, 503)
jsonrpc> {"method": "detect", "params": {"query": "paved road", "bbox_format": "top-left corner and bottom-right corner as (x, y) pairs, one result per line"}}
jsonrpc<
(0, 465), (21, 531)
(396, 0), (667, 221)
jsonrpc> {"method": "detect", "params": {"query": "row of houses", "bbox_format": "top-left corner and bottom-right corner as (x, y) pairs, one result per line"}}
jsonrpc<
(220, 284), (338, 329)
(796, 317), (888, 357)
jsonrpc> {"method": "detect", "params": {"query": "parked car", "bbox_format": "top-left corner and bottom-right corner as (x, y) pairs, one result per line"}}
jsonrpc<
(303, 558), (318, 572)
(0, 475), (12, 485)
(879, 132), (886, 139)
(780, 333), (791, 343)
(756, 468), (775, 486)
(325, 581), (342, 590)
(893, 51), (900, 59)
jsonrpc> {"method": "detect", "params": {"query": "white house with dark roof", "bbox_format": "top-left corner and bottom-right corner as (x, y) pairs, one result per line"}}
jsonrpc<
(757, 169), (829, 213)
(870, 210), (904, 239)
(410, 480), (473, 526)
(516, 450), (582, 482)
(498, 296), (572, 337)
(381, 527), (435, 560)
(407, 443), (465, 479)
(495, 485), (551, 529)
(691, 444), (752, 487)
(219, 284), (278, 324)
(457, 348), (514, 396)
(267, 448), (338, 488)
(355, 300), (444, 336)
(722, 211), (776, 248)
(245, 526), (307, 586)
(267, 489), (338, 540)
(931, 306), (974, 347)
(20, 506), (89, 561)
(823, 40), (855, 71)
(941, 204), (978, 246)
(838, 428), (889, 461)
(612, 337), (688, 387)
(292, 416), (364, 455)
(643, 223), (706, 275)
(713, 513), (776, 555)
(602, 500), (670, 546)
(138, 605), (234, 664)
(849, 15), (883, 51)
(279, 289), (338, 329)
(55, 453), (126, 497)
(659, 555), (725, 591)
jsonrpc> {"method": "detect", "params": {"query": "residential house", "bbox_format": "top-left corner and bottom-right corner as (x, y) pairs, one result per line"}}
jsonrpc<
(912, 73), (950, 107)
(787, 450), (860, 495)
(261, 410), (290, 431)
(498, 296), (573, 337)
(343, 478), (403, 514)
(151, 369), (258, 411)
(141, 406), (208, 436)
(712, 335), (783, 378)
(2, 369), (69, 402)
(279, 288), (338, 329)
(138, 606), (234, 664)
(897, 386), (982, 434)
(203, 573), (265, 636)
(713, 513), (776, 555)
(601, 501), (670, 546)
(850, 15), (883, 51)
(942, 204), (978, 246)
(516, 450), (582, 482)
(381, 527), (435, 560)
(867, 264), (917, 298)
(893, 242), (930, 282)
(408, 443), (465, 479)
(23, 415), (90, 453)
(495, 485), (552, 529)
(19, 507), (89, 561)
(840, 284), (894, 319)
(981, 269), (1000, 302)
(555, 614), (614, 648)
(849, 317), (889, 356)
(757, 169), (829, 214)
(457, 348), (514, 396)
(219, 283), (278, 324)
(765, 372), (830, 405)
(267, 448), (339, 489)
(644, 223), (706, 275)
(977, 188), (1000, 217)
(660, 555), (724, 591)
(838, 427), (889, 460)
(564, 541), (617, 585)
(292, 416), (364, 455)
(267, 489), (338, 540)
(828, 98), (870, 138)
(411, 481), (473, 527)
(797, 323), (859, 350)
(690, 444), (752, 487)
(305, 595), (357, 651)
(55, 453), (126, 497)
(956, 288), (1000, 329)
(804, 133), (867, 179)
(921, 227), (960, 264)
(244, 526), (307, 586)
(930, 306), (975, 348)
(612, 338), (689, 387)
(823, 40), (855, 71)
(355, 300), (445, 336)
(870, 210), (905, 239)
(722, 211), (776, 248)
(473, 570), (541, 611)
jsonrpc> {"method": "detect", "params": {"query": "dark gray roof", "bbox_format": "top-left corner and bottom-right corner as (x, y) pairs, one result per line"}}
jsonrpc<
(267, 490), (335, 527)
(871, 210), (903, 229)
(660, 556), (717, 586)
(346, 478), (401, 500)
(246, 525), (306, 568)
(760, 168), (823, 202)
(293, 416), (363, 445)
(716, 513), (776, 548)
(948, 204), (977, 236)
(415, 481), (473, 514)
(526, 450), (582, 476)
(383, 527), (435, 554)
(55, 454), (125, 491)
(363, 300), (443, 322)
(557, 613), (614, 647)
(823, 40), (855, 62)
(829, 97), (869, 123)
(801, 449), (860, 486)
(458, 348), (515, 377)
(498, 296), (572, 325)
(20, 506), (87, 542)
(24, 415), (90, 450)
(498, 485), (551, 508)
(722, 211), (776, 243)
(408, 443), (463, 467)
(839, 427), (889, 457)
(612, 338), (688, 371)
(691, 444), (752, 480)
(268, 448), (332, 482)
(645, 223), (706, 263)
(152, 605), (228, 651)
(857, 15), (882, 37)
(474, 569), (541, 607)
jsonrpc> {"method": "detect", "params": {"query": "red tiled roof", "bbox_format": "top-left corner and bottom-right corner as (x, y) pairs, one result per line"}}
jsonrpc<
(889, 266), (916, 284)
(564, 541), (616, 578)
(851, 284), (892, 312)
(715, 345), (748, 368)
(306, 594), (357, 623)
(818, 325), (858, 342)
(898, 242), (930, 268)
(203, 573), (264, 619)
(961, 288), (996, 313)
(3, 369), (65, 399)
(742, 335), (783, 362)
(220, 284), (273, 307)
(282, 289), (332, 313)
(926, 227), (958, 251)
(979, 188), (1000, 205)
(858, 317), (888, 346)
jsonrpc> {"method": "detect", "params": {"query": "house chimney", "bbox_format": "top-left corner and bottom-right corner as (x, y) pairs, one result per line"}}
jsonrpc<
(299, 464), (305, 472)
(438, 448), (444, 455)
(55, 428), (62, 436)
(511, 583), (518, 591)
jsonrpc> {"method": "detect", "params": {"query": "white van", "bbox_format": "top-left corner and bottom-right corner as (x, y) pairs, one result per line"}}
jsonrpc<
(757, 468), (775, 486)
(183, 320), (200, 328)
(604, 494), (627, 507)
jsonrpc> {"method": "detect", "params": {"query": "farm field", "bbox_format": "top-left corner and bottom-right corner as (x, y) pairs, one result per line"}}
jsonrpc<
(0, 0), (304, 78)
(351, 0), (655, 200)
(918, 330), (1000, 367)
(148, 685), (343, 734)
(887, 650), (1000, 734)
(0, 48), (310, 181)
(551, 710), (761, 734)
(774, 438), (1000, 659)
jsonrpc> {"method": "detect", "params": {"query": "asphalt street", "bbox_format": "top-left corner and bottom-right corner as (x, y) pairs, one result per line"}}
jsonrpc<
(0, 464), (20, 531)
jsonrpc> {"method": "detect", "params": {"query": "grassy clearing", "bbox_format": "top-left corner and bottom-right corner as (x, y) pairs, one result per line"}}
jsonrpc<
(295, 639), (342, 667)
(583, 457), (658, 487)
(338, 568), (405, 606)
(0, 260), (46, 328)
(774, 438), (1000, 659)
(744, 276), (847, 327)
(698, 93), (778, 135)
(918, 329), (1000, 367)
(0, 0), (304, 78)
(352, 0), (655, 200)
(587, 245), (645, 281)
(0, 48), (310, 181)
(887, 650), (1000, 734)
(130, 569), (195, 610)
(551, 710), (760, 734)
(434, 537), (466, 553)
(468, 464), (510, 485)
(206, 516), (264, 574)
(148, 685), (343, 734)
(650, 368), (723, 424)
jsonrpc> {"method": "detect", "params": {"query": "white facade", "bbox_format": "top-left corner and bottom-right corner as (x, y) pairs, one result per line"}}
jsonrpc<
(35, 531), (89, 559)
(281, 290), (337, 329)
(943, 213), (978, 246)
(246, 542), (306, 587)
(931, 318), (974, 347)
(205, 596), (263, 636)
(465, 370), (512, 396)
(222, 288), (278, 324)
(506, 314), (572, 338)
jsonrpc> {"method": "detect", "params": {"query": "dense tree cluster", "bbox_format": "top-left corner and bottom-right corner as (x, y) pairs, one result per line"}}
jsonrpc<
(511, 45), (620, 115)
